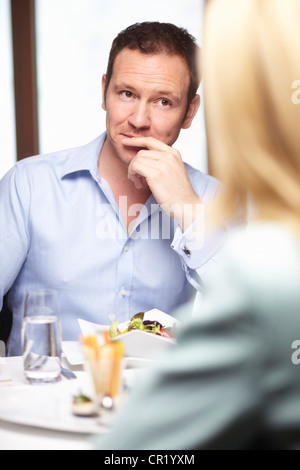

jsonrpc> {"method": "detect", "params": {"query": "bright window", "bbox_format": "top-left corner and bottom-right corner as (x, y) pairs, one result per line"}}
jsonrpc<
(0, 0), (16, 178)
(35, 0), (207, 171)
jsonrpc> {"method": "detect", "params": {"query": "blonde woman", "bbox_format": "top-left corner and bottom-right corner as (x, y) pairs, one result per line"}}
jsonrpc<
(95, 0), (300, 450)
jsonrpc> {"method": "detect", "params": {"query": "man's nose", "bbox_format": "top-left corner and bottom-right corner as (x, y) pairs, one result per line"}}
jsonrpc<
(128, 101), (151, 129)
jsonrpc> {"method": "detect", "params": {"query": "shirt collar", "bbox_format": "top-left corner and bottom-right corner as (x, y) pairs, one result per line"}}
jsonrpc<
(58, 131), (160, 214)
(59, 132), (106, 179)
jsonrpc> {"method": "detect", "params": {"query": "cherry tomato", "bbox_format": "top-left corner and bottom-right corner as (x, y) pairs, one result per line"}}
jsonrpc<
(159, 328), (174, 338)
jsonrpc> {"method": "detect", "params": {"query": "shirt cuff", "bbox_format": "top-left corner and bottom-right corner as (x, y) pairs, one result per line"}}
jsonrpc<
(171, 217), (227, 270)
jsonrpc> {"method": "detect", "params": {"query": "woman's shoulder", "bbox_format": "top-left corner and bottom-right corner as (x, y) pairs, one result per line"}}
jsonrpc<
(222, 221), (300, 292)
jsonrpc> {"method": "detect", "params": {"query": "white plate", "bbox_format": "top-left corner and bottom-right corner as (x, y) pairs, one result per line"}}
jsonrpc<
(123, 356), (154, 368)
(0, 376), (111, 434)
(62, 341), (84, 366)
(62, 341), (157, 368)
(77, 308), (178, 360)
(112, 329), (175, 359)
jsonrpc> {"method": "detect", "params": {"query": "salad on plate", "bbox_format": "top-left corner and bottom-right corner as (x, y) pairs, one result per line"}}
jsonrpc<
(108, 312), (175, 340)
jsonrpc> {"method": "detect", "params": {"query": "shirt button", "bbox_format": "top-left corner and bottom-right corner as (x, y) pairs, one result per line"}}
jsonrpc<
(124, 245), (129, 252)
(121, 288), (126, 297)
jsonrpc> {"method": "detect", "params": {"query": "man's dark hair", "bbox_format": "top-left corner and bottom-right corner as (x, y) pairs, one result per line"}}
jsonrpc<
(104, 22), (200, 107)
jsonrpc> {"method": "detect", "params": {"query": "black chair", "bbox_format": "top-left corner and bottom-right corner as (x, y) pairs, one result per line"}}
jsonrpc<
(0, 293), (13, 352)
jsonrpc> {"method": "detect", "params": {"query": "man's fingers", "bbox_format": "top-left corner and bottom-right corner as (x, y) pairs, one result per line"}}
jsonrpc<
(128, 156), (161, 176)
(129, 173), (147, 189)
(122, 136), (171, 153)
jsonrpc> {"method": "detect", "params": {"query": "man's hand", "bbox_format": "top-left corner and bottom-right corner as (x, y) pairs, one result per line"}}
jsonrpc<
(123, 136), (202, 232)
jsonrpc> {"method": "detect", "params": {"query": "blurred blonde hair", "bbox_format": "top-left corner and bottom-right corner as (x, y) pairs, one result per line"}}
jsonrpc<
(203, 0), (300, 231)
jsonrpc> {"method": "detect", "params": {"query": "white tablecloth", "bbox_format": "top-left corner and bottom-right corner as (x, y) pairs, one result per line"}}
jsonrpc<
(0, 356), (101, 450)
(0, 420), (92, 450)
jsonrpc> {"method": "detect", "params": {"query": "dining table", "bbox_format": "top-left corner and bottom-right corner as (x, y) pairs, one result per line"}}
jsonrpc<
(0, 311), (175, 450)
(0, 345), (143, 450)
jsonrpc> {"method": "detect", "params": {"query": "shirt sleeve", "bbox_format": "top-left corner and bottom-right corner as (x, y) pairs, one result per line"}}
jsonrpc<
(171, 215), (228, 291)
(0, 165), (30, 307)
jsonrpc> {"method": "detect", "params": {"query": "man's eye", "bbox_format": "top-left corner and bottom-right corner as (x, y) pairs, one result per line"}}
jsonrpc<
(159, 99), (171, 107)
(121, 91), (133, 98)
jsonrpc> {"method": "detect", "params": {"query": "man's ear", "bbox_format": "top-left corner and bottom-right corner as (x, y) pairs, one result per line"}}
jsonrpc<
(181, 94), (201, 129)
(102, 74), (107, 111)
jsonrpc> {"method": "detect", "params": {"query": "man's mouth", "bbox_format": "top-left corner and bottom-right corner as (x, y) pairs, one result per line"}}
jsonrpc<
(117, 134), (149, 157)
(127, 146), (147, 153)
(121, 137), (147, 153)
(121, 133), (145, 139)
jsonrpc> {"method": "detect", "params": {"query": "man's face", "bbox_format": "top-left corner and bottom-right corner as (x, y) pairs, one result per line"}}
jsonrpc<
(102, 48), (197, 165)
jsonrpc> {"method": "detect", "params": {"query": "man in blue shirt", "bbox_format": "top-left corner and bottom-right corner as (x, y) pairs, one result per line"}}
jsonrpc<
(0, 22), (225, 356)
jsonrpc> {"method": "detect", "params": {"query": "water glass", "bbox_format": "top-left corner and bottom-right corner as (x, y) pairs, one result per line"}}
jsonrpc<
(22, 289), (62, 384)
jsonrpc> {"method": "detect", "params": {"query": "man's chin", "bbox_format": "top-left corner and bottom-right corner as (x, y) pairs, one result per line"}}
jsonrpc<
(117, 147), (141, 165)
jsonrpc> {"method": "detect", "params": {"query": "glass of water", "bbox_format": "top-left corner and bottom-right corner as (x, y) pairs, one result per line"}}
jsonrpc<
(22, 289), (62, 384)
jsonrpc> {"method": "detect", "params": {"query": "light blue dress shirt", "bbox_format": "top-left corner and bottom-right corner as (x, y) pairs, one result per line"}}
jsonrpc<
(0, 133), (225, 356)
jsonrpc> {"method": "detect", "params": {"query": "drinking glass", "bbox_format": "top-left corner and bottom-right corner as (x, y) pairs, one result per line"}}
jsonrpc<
(22, 289), (62, 384)
(81, 333), (124, 407)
